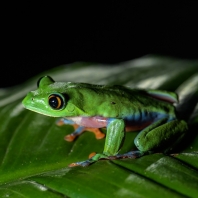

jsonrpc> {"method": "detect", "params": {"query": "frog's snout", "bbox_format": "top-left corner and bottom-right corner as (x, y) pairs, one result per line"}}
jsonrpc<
(22, 92), (34, 108)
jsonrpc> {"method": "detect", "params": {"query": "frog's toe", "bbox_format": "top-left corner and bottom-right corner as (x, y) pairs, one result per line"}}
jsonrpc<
(114, 150), (147, 159)
(68, 159), (95, 167)
(64, 134), (76, 142)
(89, 152), (97, 158)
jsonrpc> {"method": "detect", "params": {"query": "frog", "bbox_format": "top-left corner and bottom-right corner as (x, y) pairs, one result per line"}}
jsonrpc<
(22, 76), (188, 167)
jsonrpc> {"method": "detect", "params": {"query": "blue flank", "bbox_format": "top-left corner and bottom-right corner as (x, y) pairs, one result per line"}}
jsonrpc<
(123, 111), (175, 125)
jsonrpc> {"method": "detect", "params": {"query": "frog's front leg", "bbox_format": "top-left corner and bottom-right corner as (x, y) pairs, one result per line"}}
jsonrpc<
(69, 118), (125, 167)
(56, 118), (105, 142)
(56, 118), (84, 141)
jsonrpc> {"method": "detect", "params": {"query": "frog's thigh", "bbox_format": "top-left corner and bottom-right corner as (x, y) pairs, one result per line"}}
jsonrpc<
(134, 119), (188, 152)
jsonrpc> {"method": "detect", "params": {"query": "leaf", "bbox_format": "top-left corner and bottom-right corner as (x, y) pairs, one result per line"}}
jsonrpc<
(0, 55), (198, 198)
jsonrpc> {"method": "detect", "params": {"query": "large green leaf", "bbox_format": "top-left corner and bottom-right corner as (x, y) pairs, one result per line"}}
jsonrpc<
(0, 55), (197, 198)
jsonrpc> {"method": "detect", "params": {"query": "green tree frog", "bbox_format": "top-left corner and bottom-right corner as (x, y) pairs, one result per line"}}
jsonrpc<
(22, 76), (188, 167)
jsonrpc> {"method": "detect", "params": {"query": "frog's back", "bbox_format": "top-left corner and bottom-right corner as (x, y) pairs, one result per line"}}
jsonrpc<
(64, 83), (177, 119)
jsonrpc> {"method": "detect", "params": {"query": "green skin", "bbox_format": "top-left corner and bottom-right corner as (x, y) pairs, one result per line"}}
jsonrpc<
(22, 76), (188, 167)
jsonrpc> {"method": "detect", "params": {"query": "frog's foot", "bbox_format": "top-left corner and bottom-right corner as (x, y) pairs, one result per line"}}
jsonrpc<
(68, 153), (108, 167)
(68, 151), (147, 167)
(107, 150), (147, 160)
(69, 159), (95, 167)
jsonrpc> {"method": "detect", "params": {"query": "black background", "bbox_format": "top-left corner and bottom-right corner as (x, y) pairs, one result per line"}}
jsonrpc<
(1, 2), (198, 88)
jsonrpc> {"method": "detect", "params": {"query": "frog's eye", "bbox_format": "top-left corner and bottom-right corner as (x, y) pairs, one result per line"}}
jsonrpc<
(48, 94), (64, 110)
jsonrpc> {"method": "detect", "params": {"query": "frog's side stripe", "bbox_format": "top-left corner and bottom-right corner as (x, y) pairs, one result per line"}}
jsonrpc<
(147, 90), (178, 104)
(123, 112), (176, 131)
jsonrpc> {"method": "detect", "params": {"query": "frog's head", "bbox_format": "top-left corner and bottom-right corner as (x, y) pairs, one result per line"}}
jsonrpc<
(22, 76), (76, 117)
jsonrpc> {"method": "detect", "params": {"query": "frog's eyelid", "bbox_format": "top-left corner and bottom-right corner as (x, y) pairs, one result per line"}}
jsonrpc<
(37, 76), (55, 88)
(37, 76), (43, 88)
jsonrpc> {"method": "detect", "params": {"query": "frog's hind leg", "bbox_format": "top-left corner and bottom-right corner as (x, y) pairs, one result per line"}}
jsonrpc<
(134, 118), (188, 152)
(108, 150), (148, 160)
(113, 119), (188, 159)
(68, 151), (148, 167)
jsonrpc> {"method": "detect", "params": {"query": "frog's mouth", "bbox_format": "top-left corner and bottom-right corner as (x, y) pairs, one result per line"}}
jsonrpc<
(22, 103), (59, 117)
(22, 93), (59, 117)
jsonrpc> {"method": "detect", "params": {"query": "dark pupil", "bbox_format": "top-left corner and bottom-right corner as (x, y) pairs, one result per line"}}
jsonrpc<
(49, 95), (63, 109)
(49, 97), (58, 108)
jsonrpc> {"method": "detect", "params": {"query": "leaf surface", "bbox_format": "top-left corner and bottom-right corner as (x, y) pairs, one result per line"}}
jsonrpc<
(0, 55), (198, 198)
